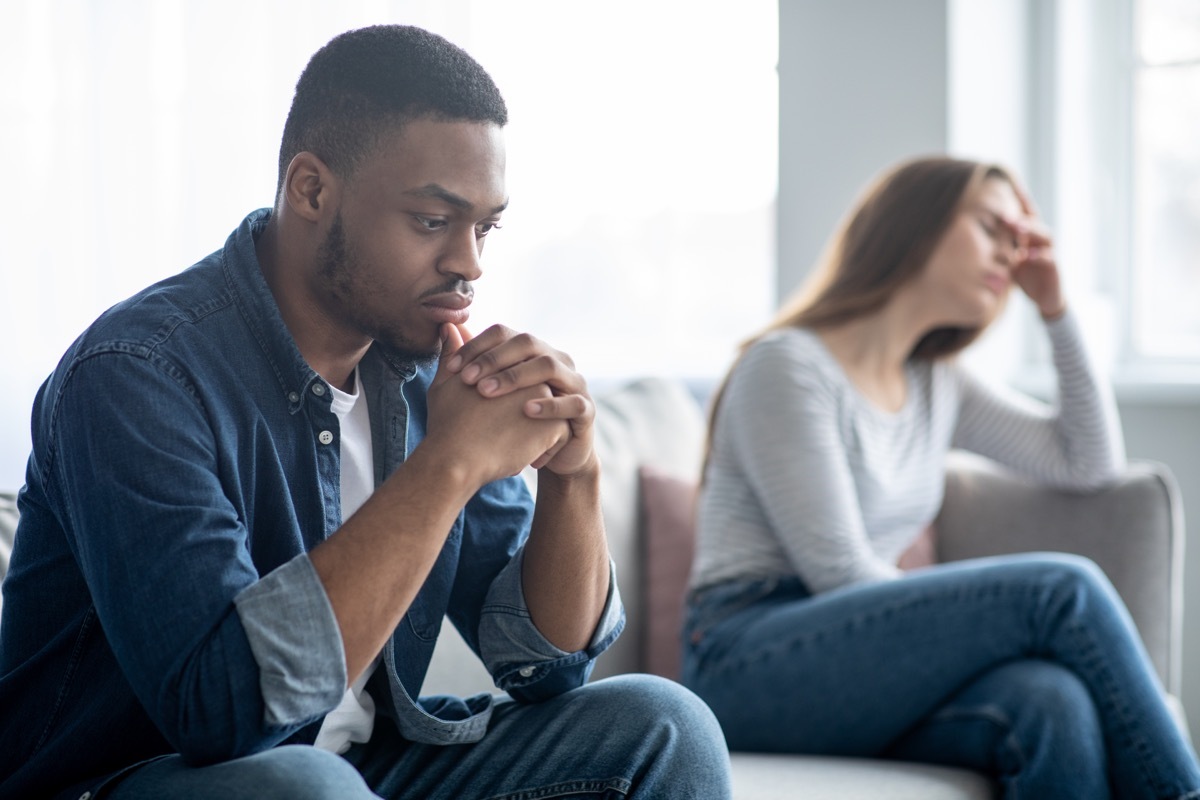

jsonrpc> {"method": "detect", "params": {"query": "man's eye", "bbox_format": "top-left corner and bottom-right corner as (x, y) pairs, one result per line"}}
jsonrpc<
(415, 216), (446, 231)
(476, 221), (503, 237)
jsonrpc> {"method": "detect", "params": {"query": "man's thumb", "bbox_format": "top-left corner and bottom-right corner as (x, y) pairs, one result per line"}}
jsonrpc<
(435, 323), (465, 379)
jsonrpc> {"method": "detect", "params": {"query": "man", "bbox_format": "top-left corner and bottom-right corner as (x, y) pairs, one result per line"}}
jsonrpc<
(0, 25), (730, 799)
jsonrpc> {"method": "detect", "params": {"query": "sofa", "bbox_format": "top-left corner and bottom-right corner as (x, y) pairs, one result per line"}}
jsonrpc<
(0, 377), (1188, 799)
(424, 376), (1190, 799)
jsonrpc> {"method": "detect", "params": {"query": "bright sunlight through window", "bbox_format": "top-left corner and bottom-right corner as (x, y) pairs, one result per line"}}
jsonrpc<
(0, 1), (779, 489)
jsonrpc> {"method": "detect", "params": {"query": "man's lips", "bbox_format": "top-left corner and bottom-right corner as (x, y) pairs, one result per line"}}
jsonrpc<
(421, 291), (473, 324)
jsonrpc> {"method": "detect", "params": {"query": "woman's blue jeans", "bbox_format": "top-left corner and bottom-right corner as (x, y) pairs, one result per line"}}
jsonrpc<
(681, 553), (1200, 800)
(103, 674), (732, 799)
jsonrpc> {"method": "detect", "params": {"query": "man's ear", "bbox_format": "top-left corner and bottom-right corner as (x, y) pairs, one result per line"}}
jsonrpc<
(282, 151), (338, 223)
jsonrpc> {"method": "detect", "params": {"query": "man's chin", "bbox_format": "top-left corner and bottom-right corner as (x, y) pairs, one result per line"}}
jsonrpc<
(376, 336), (440, 370)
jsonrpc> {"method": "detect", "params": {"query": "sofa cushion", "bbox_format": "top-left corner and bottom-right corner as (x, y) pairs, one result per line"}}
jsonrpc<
(579, 377), (706, 679)
(729, 753), (994, 799)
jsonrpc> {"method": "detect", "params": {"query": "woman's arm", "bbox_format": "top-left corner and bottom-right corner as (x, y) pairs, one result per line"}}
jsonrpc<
(951, 309), (1126, 489)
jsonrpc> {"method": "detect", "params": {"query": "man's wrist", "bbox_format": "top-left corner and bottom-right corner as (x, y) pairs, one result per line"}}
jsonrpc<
(396, 441), (481, 509)
(538, 454), (601, 495)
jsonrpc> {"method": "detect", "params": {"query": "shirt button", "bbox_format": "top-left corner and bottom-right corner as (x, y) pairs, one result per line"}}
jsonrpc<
(518, 666), (535, 678)
(312, 383), (327, 397)
(318, 430), (334, 445)
(287, 391), (300, 403)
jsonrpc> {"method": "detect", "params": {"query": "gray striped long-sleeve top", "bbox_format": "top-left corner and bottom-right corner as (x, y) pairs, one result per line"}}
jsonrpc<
(690, 310), (1126, 595)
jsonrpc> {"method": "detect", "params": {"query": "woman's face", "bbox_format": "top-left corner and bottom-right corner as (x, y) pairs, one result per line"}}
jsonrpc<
(910, 177), (1025, 329)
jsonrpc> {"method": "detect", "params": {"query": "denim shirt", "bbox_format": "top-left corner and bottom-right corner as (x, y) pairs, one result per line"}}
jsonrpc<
(0, 209), (624, 800)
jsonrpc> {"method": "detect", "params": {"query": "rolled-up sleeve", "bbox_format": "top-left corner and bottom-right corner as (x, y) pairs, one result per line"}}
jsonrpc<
(233, 554), (347, 727)
(478, 549), (624, 702)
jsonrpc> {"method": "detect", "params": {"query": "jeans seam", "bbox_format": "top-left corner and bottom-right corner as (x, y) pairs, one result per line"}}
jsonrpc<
(1059, 607), (1177, 798)
(481, 776), (632, 800)
(926, 704), (1027, 797)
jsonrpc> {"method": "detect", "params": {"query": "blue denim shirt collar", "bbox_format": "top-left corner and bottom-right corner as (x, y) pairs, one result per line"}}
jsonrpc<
(221, 208), (419, 415)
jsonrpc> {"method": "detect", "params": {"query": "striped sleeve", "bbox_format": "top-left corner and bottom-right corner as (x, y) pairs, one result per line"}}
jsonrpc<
(951, 309), (1126, 490)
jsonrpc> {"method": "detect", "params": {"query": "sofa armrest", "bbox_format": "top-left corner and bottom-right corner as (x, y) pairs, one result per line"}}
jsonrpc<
(935, 452), (1185, 695)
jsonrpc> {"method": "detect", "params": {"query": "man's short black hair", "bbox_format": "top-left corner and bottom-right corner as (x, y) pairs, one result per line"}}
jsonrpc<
(276, 25), (508, 194)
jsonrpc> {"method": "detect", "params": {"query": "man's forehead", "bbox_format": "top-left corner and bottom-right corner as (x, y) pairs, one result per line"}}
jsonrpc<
(358, 119), (507, 207)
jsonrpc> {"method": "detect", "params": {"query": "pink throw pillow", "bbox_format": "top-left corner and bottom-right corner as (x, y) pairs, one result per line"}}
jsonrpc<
(638, 465), (699, 681)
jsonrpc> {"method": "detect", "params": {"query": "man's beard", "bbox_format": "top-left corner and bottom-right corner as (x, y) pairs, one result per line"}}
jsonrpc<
(316, 211), (440, 368)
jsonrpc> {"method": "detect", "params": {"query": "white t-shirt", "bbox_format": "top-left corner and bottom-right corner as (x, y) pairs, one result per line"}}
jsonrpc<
(313, 368), (381, 754)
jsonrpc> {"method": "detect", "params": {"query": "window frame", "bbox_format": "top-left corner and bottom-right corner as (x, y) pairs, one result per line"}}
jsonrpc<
(1024, 0), (1200, 401)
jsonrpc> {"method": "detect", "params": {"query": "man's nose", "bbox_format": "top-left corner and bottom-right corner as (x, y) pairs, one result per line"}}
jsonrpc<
(441, 229), (483, 282)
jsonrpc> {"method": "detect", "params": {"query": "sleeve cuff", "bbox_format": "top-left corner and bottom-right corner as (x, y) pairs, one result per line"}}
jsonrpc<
(477, 550), (625, 699)
(234, 554), (347, 727)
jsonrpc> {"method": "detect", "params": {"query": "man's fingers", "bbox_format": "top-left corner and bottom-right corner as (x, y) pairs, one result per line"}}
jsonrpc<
(442, 324), (473, 374)
(524, 392), (593, 422)
(434, 323), (466, 385)
(446, 324), (515, 378)
(476, 354), (582, 399)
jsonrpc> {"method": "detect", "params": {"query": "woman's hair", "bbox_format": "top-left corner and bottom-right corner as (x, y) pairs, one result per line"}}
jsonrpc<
(766, 156), (1013, 360)
(702, 156), (1014, 476)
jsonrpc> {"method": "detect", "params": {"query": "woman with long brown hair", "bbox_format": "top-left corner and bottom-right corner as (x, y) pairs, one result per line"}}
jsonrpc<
(681, 157), (1200, 798)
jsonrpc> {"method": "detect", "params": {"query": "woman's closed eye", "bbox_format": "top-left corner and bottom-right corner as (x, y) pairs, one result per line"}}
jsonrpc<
(980, 214), (1020, 249)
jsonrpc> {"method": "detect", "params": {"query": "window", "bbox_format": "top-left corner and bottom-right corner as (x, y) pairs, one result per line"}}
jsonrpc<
(1130, 0), (1200, 361)
(0, 1), (778, 489)
(1040, 0), (1200, 386)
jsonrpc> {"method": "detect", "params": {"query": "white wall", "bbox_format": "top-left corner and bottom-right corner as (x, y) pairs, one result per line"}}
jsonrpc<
(777, 0), (949, 301)
(779, 0), (1200, 730)
(1120, 402), (1200, 729)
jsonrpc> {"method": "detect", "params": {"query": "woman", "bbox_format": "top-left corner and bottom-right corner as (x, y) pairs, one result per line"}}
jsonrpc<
(682, 157), (1200, 798)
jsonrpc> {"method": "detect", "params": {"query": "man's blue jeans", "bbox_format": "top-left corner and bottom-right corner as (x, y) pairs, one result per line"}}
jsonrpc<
(103, 675), (732, 799)
(681, 553), (1200, 800)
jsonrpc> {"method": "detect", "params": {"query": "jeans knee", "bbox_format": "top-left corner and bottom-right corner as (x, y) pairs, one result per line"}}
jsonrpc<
(1017, 661), (1098, 722)
(1039, 553), (1110, 594)
(252, 745), (374, 799)
(1030, 553), (1124, 618)
(583, 675), (731, 796)
(588, 675), (728, 755)
(1005, 661), (1104, 763)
